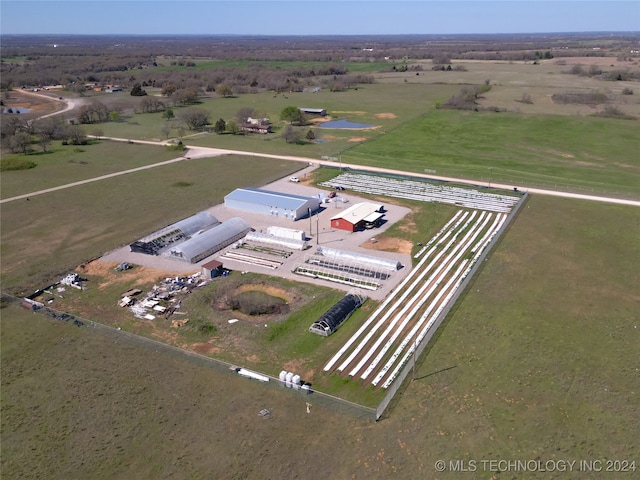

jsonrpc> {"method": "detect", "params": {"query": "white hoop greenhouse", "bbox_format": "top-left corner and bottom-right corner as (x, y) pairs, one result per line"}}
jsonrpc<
(245, 231), (308, 251)
(316, 246), (402, 272)
(166, 217), (252, 263)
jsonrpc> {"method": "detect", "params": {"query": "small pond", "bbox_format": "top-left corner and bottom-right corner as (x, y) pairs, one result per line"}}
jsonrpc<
(319, 119), (375, 129)
(3, 107), (30, 114)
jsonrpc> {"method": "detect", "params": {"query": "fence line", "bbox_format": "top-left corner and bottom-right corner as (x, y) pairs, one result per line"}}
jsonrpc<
(1, 193), (529, 423)
(1, 293), (377, 421)
(374, 193), (529, 420)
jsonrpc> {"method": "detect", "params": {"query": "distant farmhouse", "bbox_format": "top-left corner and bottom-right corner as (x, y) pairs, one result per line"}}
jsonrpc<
(240, 117), (272, 134)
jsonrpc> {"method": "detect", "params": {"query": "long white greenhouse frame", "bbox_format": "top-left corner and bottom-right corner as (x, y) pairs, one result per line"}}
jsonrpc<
(138, 211), (220, 243)
(305, 254), (390, 280)
(166, 217), (251, 263)
(316, 246), (402, 272)
(321, 173), (520, 213)
(245, 231), (308, 251)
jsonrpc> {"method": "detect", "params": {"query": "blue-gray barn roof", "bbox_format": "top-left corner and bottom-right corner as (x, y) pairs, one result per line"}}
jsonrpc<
(225, 188), (317, 210)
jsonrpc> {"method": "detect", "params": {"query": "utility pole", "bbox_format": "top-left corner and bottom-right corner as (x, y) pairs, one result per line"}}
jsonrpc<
(308, 207), (312, 237)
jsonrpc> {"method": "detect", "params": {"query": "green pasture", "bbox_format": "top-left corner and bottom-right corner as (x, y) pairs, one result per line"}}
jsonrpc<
(2, 194), (638, 479)
(412, 194), (640, 477)
(155, 58), (391, 73)
(180, 273), (387, 406)
(0, 154), (301, 293)
(82, 73), (639, 197)
(345, 109), (640, 196)
(0, 141), (179, 199)
(89, 83), (459, 147)
(380, 59), (640, 117)
(0, 55), (27, 63)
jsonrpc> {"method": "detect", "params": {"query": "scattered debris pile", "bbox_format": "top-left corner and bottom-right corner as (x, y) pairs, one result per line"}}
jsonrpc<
(124, 272), (207, 320)
(60, 273), (85, 290)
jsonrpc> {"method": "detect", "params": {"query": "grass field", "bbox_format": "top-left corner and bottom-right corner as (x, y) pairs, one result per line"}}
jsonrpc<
(0, 154), (302, 293)
(2, 194), (638, 479)
(87, 82), (460, 156)
(2, 54), (639, 478)
(153, 58), (391, 73)
(345, 109), (640, 196)
(83, 70), (639, 197)
(0, 141), (179, 199)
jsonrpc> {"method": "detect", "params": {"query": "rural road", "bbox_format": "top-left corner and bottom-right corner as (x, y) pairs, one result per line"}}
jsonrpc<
(2, 136), (639, 208)
(12, 88), (77, 118)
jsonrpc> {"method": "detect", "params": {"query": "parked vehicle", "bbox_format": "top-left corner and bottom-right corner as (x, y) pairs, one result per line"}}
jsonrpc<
(289, 176), (300, 182)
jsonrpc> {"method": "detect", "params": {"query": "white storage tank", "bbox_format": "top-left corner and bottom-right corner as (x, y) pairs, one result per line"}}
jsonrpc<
(292, 374), (301, 390)
(279, 370), (287, 385)
(285, 371), (294, 388)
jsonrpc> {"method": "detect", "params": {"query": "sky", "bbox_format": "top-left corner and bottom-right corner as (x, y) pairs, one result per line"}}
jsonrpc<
(1, 1), (638, 36)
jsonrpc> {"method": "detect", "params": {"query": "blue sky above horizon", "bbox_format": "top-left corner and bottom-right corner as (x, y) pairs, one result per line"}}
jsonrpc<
(1, 1), (638, 36)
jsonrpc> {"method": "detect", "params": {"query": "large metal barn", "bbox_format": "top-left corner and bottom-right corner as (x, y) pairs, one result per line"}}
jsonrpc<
(224, 188), (321, 221)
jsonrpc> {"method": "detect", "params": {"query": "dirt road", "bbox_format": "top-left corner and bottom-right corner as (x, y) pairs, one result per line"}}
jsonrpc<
(3, 136), (639, 208)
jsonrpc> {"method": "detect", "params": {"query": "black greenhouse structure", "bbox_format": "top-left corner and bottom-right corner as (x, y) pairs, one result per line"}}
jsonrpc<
(309, 291), (367, 337)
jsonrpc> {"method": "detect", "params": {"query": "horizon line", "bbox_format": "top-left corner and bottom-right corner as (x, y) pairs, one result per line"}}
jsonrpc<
(2, 30), (639, 37)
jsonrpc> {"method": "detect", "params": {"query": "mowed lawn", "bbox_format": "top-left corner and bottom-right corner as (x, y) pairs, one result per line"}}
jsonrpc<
(2, 194), (638, 479)
(0, 141), (179, 199)
(0, 154), (302, 293)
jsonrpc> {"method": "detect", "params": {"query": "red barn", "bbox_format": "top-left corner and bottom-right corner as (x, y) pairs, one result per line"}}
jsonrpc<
(330, 202), (384, 232)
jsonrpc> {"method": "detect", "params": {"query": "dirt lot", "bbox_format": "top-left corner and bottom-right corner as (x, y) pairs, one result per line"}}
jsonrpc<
(2, 89), (66, 119)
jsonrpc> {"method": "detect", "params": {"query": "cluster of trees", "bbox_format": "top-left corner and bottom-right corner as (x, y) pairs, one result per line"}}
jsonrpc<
(280, 106), (306, 125)
(1, 114), (88, 155)
(3, 33), (638, 92)
(437, 83), (493, 111)
(566, 64), (640, 81)
(551, 92), (610, 105)
(431, 64), (468, 72)
(77, 101), (110, 124)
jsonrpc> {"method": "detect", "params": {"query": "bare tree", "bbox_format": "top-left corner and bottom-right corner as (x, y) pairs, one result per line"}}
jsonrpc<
(172, 88), (199, 106)
(517, 93), (533, 104)
(178, 107), (210, 130)
(140, 96), (165, 113)
(77, 101), (109, 124)
(282, 124), (303, 144)
(160, 123), (172, 139)
(235, 107), (256, 124)
(9, 131), (33, 154)
(161, 83), (177, 96)
(38, 132), (52, 152)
